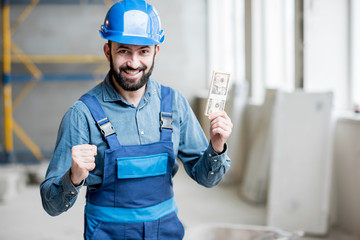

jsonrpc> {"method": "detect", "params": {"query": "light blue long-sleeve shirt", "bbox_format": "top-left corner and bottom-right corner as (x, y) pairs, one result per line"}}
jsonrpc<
(40, 74), (231, 216)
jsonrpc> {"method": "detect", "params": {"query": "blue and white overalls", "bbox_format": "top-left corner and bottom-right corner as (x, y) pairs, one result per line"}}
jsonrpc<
(79, 86), (185, 240)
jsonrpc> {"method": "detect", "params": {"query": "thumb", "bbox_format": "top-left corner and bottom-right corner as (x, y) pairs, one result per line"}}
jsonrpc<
(92, 145), (97, 156)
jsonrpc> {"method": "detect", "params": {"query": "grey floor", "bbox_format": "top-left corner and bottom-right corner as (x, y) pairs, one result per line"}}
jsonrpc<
(0, 163), (357, 240)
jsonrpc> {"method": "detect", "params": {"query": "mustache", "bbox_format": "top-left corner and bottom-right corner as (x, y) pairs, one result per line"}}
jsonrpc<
(119, 65), (147, 72)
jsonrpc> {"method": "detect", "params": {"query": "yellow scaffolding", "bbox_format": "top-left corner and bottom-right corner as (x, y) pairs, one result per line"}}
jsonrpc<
(2, 0), (111, 162)
(2, 0), (14, 162)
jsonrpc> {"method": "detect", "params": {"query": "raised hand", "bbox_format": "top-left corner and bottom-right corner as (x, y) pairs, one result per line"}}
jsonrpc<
(208, 111), (233, 154)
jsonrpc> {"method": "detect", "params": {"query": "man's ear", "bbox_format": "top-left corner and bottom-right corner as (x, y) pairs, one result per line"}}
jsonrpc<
(104, 43), (111, 62)
(154, 45), (160, 58)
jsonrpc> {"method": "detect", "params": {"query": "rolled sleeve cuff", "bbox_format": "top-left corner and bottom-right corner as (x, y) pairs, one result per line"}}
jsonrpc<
(206, 143), (229, 172)
(60, 169), (82, 210)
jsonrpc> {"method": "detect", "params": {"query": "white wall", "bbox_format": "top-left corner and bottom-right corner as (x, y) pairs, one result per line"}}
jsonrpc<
(302, 1), (360, 236)
(149, 0), (208, 102)
(303, 0), (349, 109)
(333, 117), (360, 237)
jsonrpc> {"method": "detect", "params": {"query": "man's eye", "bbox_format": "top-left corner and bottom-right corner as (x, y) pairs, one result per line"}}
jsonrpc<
(119, 50), (127, 54)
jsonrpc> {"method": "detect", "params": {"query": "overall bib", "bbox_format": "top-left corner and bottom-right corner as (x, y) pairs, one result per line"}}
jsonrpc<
(79, 86), (184, 240)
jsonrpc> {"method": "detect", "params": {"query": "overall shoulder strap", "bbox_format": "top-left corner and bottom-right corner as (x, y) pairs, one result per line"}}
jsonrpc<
(79, 94), (120, 149)
(160, 86), (173, 141)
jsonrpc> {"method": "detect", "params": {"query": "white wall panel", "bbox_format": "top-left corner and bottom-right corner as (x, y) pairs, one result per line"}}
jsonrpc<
(267, 91), (333, 235)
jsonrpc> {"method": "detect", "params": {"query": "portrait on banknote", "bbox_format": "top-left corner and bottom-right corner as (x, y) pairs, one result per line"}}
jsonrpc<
(210, 72), (230, 96)
(204, 71), (230, 116)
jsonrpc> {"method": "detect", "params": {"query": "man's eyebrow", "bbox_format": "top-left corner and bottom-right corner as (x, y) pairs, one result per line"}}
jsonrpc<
(116, 45), (151, 50)
(117, 45), (131, 49)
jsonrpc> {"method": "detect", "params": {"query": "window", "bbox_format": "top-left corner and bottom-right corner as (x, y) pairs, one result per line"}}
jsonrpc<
(207, 0), (358, 111)
(251, 0), (295, 104)
(351, 0), (360, 109)
(206, 0), (245, 86)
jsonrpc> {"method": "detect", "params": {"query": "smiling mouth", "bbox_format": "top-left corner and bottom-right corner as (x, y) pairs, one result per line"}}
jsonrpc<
(123, 69), (142, 76)
(121, 65), (147, 78)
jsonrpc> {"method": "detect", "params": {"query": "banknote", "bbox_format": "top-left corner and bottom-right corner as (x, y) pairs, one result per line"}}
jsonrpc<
(204, 71), (230, 116)
(205, 98), (226, 116)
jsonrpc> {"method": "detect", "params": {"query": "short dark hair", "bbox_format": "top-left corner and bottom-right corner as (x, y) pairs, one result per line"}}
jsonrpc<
(107, 40), (157, 49)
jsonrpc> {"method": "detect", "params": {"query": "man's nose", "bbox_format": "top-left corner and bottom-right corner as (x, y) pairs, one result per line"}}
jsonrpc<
(126, 54), (141, 69)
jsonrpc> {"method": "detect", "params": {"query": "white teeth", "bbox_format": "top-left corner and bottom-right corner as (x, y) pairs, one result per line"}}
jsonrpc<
(124, 70), (140, 75)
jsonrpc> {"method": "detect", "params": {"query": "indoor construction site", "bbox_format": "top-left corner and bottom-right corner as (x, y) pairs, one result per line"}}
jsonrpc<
(1, 0), (360, 239)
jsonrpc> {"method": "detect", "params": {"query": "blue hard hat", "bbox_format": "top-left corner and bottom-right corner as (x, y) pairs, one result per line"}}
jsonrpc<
(100, 0), (165, 45)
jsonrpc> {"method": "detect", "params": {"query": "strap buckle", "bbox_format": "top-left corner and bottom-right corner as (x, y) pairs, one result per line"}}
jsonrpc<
(97, 118), (116, 137)
(160, 112), (173, 131)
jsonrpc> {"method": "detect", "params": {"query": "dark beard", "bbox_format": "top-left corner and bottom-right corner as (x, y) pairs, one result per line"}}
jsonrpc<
(109, 53), (155, 91)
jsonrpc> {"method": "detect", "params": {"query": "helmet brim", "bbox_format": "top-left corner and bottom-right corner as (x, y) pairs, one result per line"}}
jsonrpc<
(100, 29), (164, 46)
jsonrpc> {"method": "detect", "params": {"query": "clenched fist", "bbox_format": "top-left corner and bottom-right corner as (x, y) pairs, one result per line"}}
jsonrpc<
(70, 144), (97, 186)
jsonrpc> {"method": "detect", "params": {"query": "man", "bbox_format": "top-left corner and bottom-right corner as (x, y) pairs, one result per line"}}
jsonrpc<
(40, 0), (232, 239)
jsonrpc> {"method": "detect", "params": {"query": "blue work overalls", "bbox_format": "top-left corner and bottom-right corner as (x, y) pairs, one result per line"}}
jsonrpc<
(79, 86), (185, 240)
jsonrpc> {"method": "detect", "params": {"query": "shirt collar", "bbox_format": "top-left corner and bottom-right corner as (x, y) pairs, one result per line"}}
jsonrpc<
(102, 72), (158, 106)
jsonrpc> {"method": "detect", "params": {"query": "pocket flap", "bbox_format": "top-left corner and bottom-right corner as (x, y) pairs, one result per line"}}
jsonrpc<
(117, 153), (168, 179)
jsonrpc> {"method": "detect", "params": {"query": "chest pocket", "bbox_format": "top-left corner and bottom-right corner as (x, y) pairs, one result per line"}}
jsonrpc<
(116, 153), (168, 179)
